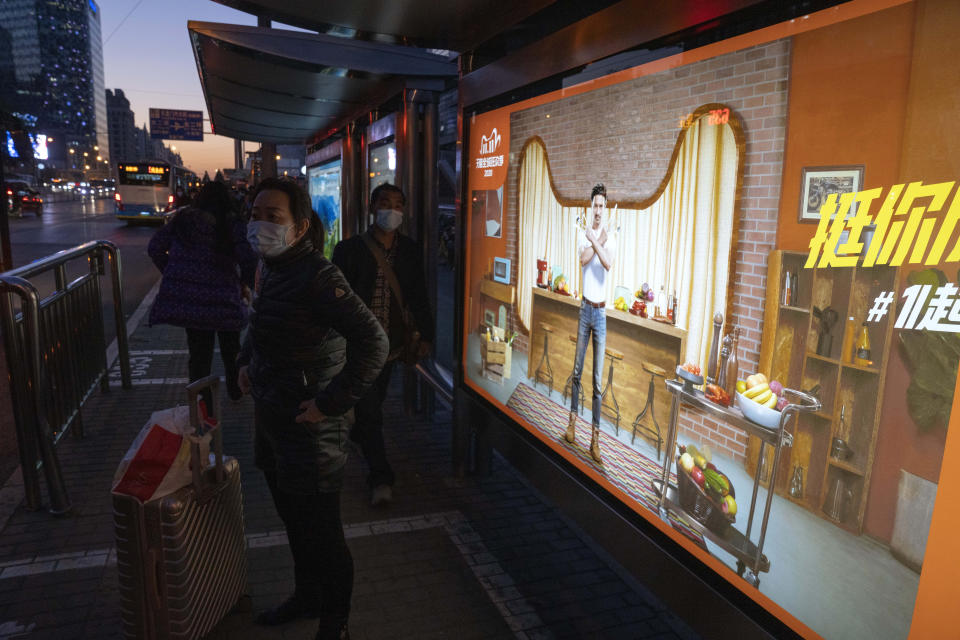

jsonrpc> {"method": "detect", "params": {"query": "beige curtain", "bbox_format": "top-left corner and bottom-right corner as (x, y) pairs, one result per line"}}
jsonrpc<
(517, 120), (737, 369)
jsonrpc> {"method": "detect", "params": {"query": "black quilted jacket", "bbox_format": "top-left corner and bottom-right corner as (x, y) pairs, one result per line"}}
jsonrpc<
(238, 239), (389, 416)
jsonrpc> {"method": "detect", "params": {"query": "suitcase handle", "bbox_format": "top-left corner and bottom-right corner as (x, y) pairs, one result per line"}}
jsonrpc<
(186, 376), (224, 487)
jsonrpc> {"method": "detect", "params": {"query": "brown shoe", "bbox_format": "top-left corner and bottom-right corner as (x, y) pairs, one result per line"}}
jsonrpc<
(589, 428), (602, 463)
(564, 412), (577, 444)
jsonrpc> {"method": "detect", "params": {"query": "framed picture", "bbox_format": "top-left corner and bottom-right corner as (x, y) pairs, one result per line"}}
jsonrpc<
(798, 165), (864, 223)
(492, 257), (511, 285)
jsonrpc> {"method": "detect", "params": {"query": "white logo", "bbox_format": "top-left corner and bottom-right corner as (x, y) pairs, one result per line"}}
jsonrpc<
(479, 128), (501, 155)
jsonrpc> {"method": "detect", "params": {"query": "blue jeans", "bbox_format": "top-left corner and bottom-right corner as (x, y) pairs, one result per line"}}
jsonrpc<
(571, 301), (606, 429)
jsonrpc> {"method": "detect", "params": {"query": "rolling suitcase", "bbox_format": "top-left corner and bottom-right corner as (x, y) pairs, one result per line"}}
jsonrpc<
(113, 376), (248, 639)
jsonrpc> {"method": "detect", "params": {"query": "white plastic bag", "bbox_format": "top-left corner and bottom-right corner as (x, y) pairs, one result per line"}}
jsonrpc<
(112, 405), (211, 503)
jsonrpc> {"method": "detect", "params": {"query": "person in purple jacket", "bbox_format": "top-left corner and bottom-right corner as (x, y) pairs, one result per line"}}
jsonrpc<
(147, 181), (258, 402)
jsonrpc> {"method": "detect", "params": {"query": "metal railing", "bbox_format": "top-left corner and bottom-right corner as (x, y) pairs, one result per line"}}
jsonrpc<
(0, 240), (131, 513)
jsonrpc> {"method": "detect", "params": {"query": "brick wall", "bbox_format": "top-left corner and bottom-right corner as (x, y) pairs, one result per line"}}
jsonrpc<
(503, 39), (791, 462)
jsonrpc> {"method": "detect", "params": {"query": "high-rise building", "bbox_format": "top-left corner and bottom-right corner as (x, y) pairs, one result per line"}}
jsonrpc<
(0, 0), (108, 167)
(133, 122), (182, 167)
(106, 89), (136, 166)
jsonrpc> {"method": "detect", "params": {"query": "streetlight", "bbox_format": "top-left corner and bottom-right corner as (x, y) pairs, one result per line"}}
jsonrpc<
(171, 145), (177, 152)
(83, 151), (88, 157)
(275, 154), (281, 160)
(68, 148), (74, 154)
(96, 155), (102, 161)
(93, 145), (98, 151)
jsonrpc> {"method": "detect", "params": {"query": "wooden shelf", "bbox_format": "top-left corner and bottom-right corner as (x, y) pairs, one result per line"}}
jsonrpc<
(480, 278), (516, 304)
(785, 494), (812, 508)
(827, 458), (866, 476)
(779, 305), (810, 314)
(806, 352), (840, 366)
(842, 362), (880, 375)
(755, 249), (897, 535)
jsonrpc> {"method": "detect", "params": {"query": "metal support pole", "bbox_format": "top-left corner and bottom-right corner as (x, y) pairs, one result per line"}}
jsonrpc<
(342, 123), (362, 238)
(234, 138), (244, 170)
(422, 92), (439, 346)
(100, 241), (131, 389)
(255, 17), (277, 181)
(0, 114), (13, 272)
(401, 89), (420, 240)
(401, 88), (422, 415)
(452, 390), (469, 478)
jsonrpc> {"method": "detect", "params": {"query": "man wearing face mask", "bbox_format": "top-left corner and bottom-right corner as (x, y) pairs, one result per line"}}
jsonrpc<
(332, 183), (433, 506)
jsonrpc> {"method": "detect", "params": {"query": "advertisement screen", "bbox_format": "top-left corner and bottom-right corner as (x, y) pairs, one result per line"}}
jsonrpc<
(307, 160), (342, 261)
(461, 2), (960, 638)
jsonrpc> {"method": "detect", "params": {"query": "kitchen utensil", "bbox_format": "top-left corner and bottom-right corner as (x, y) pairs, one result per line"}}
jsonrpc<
(824, 475), (851, 522)
(831, 437), (853, 460)
(789, 465), (804, 499)
(717, 332), (731, 391)
(707, 313), (723, 384)
(813, 306), (839, 357)
(536, 259), (549, 288)
(676, 366), (704, 393)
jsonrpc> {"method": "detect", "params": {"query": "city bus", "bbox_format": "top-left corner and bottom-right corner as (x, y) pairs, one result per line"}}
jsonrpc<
(114, 161), (197, 223)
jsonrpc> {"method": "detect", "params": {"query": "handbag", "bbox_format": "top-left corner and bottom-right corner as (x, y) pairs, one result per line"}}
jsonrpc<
(360, 234), (422, 365)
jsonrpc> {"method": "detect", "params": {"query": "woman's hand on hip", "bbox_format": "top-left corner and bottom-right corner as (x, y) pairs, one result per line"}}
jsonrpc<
(238, 366), (251, 394)
(296, 399), (326, 423)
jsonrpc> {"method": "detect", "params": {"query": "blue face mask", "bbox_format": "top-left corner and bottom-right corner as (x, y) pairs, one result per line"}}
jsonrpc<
(246, 220), (292, 257)
(375, 208), (403, 232)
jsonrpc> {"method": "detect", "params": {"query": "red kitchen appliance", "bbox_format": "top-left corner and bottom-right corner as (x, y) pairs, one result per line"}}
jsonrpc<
(536, 259), (549, 288)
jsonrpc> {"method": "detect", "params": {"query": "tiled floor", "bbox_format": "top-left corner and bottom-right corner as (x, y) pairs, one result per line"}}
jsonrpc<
(0, 322), (699, 640)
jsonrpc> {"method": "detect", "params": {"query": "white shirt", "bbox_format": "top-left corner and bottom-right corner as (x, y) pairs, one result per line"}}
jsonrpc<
(577, 227), (616, 304)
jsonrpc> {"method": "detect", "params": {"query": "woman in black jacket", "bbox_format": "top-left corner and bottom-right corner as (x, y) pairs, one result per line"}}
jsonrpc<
(237, 178), (388, 640)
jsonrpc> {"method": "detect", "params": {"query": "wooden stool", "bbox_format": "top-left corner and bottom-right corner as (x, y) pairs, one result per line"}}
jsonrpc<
(631, 362), (667, 460)
(533, 323), (555, 395)
(600, 347), (624, 435)
(562, 334), (585, 414)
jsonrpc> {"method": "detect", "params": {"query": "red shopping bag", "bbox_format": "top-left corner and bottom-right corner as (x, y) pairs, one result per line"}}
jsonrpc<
(112, 405), (212, 503)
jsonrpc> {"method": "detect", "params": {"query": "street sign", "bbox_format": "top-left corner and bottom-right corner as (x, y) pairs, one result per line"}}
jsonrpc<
(149, 109), (203, 141)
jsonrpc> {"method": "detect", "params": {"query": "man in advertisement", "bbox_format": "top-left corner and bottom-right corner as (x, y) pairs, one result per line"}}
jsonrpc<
(565, 183), (616, 463)
(332, 183), (433, 506)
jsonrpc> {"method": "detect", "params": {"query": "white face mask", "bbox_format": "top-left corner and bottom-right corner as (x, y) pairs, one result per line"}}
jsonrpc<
(247, 220), (292, 257)
(375, 208), (403, 232)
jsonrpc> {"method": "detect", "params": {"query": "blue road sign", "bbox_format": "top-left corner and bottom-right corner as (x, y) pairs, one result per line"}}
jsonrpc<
(149, 109), (204, 141)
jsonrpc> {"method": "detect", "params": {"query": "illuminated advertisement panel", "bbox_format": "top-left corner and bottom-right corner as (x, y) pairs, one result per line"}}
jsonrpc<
(461, 1), (960, 638)
(307, 160), (342, 261)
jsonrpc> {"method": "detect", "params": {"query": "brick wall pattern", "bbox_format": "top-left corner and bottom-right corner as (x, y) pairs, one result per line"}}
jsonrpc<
(499, 39), (791, 462)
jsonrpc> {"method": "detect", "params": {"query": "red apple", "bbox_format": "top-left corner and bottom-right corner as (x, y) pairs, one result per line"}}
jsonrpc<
(691, 466), (705, 486)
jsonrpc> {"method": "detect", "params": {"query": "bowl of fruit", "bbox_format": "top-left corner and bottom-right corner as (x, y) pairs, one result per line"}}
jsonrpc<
(735, 373), (787, 429)
(676, 443), (737, 533)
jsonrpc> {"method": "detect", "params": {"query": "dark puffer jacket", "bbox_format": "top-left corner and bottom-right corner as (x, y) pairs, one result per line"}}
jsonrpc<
(238, 238), (389, 416)
(147, 206), (257, 331)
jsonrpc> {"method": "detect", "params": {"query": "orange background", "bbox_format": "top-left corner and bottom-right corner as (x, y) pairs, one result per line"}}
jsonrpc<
(466, 109), (512, 332)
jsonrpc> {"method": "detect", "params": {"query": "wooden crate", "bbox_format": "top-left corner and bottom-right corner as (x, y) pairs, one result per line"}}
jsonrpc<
(481, 337), (512, 380)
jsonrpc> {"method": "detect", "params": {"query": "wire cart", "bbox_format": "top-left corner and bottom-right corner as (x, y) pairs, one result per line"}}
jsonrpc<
(652, 379), (820, 587)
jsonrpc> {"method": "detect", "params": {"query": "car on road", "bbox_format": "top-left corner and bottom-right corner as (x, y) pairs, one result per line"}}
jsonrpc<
(4, 182), (42, 217)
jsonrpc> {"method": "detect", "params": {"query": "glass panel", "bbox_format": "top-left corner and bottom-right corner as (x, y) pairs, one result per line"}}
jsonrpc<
(308, 160), (342, 260)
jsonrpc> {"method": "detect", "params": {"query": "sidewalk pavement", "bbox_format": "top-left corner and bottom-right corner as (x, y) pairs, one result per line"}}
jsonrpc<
(0, 319), (701, 640)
